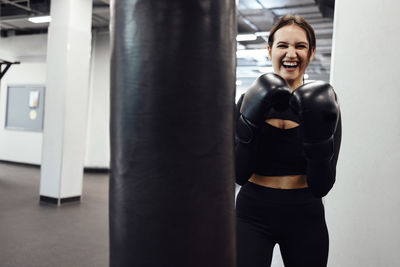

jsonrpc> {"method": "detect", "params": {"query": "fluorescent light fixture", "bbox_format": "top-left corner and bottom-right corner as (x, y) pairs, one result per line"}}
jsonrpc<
(28, 16), (51, 23)
(236, 34), (257, 42)
(255, 31), (270, 37)
(237, 43), (246, 50)
(257, 67), (274, 73)
(236, 49), (267, 58)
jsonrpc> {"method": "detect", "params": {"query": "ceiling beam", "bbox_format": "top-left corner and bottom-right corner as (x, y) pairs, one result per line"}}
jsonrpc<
(0, 0), (43, 15)
(268, 3), (317, 10)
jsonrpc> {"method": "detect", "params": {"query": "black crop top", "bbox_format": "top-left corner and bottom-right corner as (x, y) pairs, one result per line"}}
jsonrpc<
(254, 107), (307, 176)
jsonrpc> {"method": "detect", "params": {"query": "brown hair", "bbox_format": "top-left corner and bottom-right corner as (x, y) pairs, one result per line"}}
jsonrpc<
(268, 15), (316, 57)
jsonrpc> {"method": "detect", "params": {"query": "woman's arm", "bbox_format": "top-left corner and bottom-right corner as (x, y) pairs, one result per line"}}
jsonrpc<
(306, 113), (342, 197)
(290, 80), (341, 197)
(234, 73), (292, 185)
(234, 94), (257, 185)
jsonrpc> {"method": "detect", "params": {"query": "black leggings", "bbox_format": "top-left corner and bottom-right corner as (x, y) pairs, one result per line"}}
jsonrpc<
(236, 182), (329, 267)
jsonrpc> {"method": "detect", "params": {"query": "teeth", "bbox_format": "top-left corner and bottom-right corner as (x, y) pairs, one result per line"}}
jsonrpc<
(282, 61), (298, 67)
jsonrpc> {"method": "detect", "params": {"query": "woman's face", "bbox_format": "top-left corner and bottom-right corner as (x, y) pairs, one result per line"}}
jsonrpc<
(267, 24), (314, 89)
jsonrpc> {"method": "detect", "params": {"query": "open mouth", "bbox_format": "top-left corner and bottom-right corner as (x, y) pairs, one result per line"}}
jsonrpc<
(282, 61), (299, 69)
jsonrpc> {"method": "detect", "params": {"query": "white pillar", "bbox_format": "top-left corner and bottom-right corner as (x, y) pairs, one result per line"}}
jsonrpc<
(326, 0), (400, 266)
(39, 0), (93, 205)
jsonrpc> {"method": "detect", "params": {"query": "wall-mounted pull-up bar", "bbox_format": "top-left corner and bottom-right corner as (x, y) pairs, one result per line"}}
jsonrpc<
(0, 60), (20, 80)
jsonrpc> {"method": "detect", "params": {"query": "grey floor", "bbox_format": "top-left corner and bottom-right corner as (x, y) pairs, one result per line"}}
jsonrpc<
(0, 162), (287, 267)
(0, 162), (109, 267)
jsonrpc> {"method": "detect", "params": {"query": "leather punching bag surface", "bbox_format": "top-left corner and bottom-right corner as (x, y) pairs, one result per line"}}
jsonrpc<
(109, 0), (236, 266)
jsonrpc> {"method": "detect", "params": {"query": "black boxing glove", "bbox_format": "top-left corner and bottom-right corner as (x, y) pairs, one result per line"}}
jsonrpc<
(237, 73), (291, 144)
(234, 73), (291, 185)
(290, 81), (341, 197)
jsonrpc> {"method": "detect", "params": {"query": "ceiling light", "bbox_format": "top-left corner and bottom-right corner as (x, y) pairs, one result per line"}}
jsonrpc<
(237, 43), (246, 50)
(236, 49), (267, 58)
(257, 67), (274, 73)
(28, 16), (51, 23)
(236, 34), (257, 42)
(254, 31), (270, 37)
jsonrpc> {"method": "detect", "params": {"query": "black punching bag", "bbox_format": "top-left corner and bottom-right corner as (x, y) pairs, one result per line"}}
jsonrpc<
(109, 0), (236, 266)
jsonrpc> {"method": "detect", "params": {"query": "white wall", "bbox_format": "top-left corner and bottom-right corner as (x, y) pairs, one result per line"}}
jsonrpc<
(0, 32), (110, 168)
(0, 33), (47, 62)
(326, 0), (400, 266)
(0, 62), (46, 164)
(0, 34), (47, 165)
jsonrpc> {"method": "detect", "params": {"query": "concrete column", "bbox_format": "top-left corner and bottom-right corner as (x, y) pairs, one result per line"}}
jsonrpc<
(326, 0), (400, 266)
(39, 0), (93, 205)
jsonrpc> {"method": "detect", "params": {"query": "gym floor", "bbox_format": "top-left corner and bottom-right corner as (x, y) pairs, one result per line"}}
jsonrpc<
(0, 162), (286, 267)
(0, 162), (109, 267)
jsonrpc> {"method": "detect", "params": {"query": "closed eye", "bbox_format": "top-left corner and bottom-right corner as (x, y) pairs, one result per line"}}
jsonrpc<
(296, 42), (308, 49)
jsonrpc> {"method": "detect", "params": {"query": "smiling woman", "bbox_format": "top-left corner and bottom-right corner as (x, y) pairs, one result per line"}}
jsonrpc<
(235, 14), (342, 267)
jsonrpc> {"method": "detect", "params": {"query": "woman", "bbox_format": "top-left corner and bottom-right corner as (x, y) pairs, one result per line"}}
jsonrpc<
(235, 15), (342, 267)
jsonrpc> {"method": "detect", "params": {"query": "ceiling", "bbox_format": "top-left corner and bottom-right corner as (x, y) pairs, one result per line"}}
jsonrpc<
(0, 0), (109, 36)
(0, 0), (335, 89)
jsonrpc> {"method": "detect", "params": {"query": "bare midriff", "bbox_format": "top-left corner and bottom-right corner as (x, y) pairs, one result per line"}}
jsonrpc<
(248, 118), (308, 189)
(249, 173), (308, 189)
